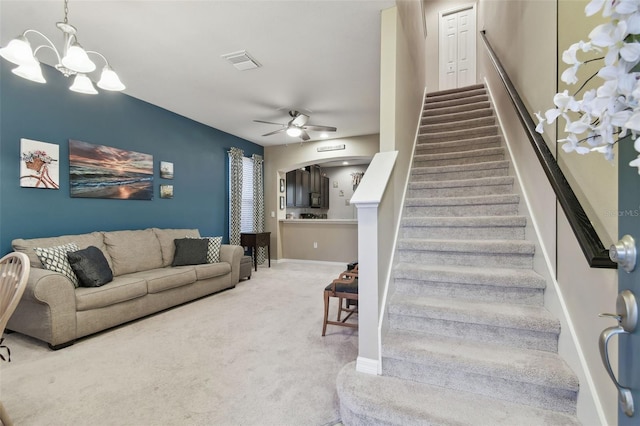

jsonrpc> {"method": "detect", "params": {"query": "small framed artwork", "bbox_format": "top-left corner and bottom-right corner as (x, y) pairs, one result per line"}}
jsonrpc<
(279, 196), (285, 210)
(160, 161), (174, 179)
(160, 184), (174, 199)
(20, 138), (60, 189)
(279, 178), (285, 193)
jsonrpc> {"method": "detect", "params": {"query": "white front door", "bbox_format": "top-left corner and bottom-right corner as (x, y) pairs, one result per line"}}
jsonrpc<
(439, 5), (477, 91)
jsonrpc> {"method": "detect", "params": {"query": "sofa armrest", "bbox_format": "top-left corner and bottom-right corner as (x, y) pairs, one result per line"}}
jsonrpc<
(219, 244), (244, 285)
(7, 268), (77, 347)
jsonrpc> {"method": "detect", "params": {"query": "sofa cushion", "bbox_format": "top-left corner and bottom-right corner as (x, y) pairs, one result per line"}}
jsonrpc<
(103, 229), (163, 276)
(67, 246), (114, 287)
(172, 238), (208, 266)
(34, 243), (80, 287)
(13, 231), (111, 270)
(129, 267), (198, 293)
(193, 262), (231, 280)
(153, 228), (201, 267)
(75, 276), (148, 311)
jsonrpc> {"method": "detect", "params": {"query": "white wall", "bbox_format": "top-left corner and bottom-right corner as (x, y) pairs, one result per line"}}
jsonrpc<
(474, 1), (618, 424)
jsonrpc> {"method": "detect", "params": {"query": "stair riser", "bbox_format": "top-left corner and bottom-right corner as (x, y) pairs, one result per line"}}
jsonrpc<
(394, 279), (543, 305)
(420, 126), (499, 143)
(413, 153), (505, 168)
(381, 358), (577, 414)
(397, 249), (533, 269)
(411, 167), (509, 182)
(415, 139), (501, 155)
(426, 88), (487, 103)
(422, 108), (493, 125)
(421, 117), (496, 134)
(408, 183), (512, 198)
(403, 204), (519, 217)
(425, 94), (489, 110)
(424, 101), (491, 117)
(388, 314), (559, 352)
(399, 224), (525, 240)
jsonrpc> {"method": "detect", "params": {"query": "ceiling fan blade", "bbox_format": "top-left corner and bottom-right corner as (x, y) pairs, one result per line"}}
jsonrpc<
(300, 130), (311, 141)
(262, 128), (287, 137)
(254, 120), (285, 126)
(304, 124), (337, 132)
(291, 113), (309, 127)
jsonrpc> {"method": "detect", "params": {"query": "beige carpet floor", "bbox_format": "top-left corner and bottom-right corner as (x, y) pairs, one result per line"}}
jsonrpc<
(0, 262), (358, 426)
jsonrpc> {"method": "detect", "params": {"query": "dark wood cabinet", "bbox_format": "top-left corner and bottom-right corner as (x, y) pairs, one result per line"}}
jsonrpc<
(321, 176), (330, 209)
(286, 169), (310, 207)
(309, 165), (321, 194)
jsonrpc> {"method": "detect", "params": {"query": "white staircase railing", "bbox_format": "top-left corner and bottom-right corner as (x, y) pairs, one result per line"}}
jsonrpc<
(350, 150), (398, 374)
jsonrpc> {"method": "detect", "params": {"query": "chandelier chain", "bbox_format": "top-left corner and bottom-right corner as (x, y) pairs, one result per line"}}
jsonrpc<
(63, 0), (69, 24)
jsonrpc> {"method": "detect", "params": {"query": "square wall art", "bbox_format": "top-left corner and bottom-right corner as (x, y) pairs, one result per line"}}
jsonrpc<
(69, 139), (154, 200)
(20, 138), (60, 189)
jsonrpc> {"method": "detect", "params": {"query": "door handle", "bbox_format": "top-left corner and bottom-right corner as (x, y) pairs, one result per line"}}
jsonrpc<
(610, 234), (636, 272)
(599, 289), (637, 417)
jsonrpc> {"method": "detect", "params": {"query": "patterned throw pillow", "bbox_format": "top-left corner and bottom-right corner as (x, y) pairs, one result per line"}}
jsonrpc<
(202, 237), (222, 263)
(34, 242), (80, 287)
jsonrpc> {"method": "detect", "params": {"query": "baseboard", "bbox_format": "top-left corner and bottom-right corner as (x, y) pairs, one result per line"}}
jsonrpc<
(277, 258), (348, 267)
(356, 356), (379, 375)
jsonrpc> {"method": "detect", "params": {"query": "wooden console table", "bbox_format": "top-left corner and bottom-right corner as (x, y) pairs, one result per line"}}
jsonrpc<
(240, 232), (271, 271)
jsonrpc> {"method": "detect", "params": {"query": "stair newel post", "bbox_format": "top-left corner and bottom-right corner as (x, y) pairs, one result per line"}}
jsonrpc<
(351, 151), (399, 375)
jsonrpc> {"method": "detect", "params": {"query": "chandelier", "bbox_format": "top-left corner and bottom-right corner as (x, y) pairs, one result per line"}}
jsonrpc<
(0, 0), (125, 95)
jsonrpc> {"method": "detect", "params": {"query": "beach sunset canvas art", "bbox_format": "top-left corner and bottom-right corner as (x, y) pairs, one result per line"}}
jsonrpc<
(69, 140), (154, 200)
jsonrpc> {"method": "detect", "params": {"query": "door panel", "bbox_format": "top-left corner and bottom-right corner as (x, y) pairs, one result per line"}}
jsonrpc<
(617, 137), (640, 425)
(439, 6), (476, 90)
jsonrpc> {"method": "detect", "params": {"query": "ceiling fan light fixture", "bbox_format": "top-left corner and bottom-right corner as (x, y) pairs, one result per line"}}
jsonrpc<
(286, 127), (302, 137)
(320, 133), (329, 138)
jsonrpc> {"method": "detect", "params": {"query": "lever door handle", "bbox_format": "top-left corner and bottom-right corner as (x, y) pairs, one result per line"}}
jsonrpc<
(599, 325), (634, 416)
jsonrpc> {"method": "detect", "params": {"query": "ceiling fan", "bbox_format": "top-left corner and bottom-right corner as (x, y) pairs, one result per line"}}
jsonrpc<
(253, 110), (337, 141)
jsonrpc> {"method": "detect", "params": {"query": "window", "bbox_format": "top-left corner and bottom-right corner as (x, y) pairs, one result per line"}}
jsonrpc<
(240, 157), (254, 232)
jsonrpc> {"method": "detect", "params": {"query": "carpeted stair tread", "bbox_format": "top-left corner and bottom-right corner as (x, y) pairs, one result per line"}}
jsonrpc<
(382, 330), (578, 391)
(337, 362), (580, 426)
(419, 125), (499, 142)
(394, 262), (545, 289)
(420, 116), (496, 133)
(426, 83), (486, 99)
(405, 194), (519, 207)
(397, 238), (535, 255)
(423, 94), (489, 110)
(422, 107), (493, 125)
(415, 135), (502, 154)
(389, 294), (560, 334)
(412, 159), (510, 174)
(413, 147), (505, 163)
(408, 176), (514, 190)
(423, 100), (492, 117)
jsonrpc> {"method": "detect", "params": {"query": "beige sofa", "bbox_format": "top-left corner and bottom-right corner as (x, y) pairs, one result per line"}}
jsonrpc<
(8, 228), (243, 349)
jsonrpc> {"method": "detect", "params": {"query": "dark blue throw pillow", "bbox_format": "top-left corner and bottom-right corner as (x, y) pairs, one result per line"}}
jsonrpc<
(67, 246), (113, 287)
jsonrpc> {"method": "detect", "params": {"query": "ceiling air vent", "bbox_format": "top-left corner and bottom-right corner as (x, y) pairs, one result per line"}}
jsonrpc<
(221, 50), (261, 71)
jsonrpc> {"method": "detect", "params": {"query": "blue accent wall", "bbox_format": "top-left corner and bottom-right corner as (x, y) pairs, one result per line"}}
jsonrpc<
(0, 61), (263, 255)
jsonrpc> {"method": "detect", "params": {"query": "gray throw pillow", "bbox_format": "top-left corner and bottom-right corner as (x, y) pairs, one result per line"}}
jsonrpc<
(67, 246), (113, 287)
(172, 238), (208, 266)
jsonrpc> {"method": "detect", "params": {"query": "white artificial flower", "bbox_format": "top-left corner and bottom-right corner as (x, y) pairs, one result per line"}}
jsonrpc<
(561, 64), (580, 84)
(585, 0), (606, 17)
(625, 110), (640, 131)
(535, 112), (546, 134)
(614, 0), (640, 15)
(629, 155), (640, 173)
(592, 144), (616, 161)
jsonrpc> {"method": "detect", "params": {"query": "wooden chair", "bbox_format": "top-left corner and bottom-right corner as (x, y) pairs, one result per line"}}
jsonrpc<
(322, 265), (358, 336)
(0, 252), (30, 426)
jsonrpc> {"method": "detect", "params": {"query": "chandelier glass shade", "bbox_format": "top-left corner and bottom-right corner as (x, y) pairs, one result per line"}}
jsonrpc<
(0, 0), (125, 94)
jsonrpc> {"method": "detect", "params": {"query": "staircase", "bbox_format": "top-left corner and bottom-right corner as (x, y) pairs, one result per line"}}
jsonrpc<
(337, 84), (581, 425)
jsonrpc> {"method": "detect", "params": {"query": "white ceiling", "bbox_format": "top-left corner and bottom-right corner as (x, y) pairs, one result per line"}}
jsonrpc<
(0, 0), (395, 147)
